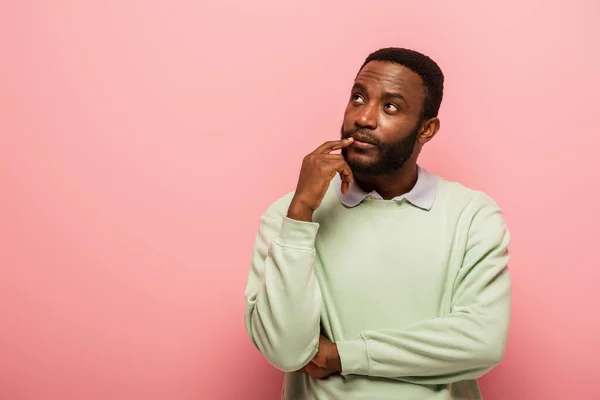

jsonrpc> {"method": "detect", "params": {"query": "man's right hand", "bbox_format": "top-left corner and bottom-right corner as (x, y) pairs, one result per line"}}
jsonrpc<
(287, 138), (355, 222)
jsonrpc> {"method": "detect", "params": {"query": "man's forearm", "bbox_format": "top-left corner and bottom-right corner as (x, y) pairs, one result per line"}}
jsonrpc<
(336, 297), (510, 384)
(245, 213), (323, 372)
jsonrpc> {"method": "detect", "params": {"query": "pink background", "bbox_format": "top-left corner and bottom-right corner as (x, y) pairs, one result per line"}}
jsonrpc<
(1, 1), (599, 399)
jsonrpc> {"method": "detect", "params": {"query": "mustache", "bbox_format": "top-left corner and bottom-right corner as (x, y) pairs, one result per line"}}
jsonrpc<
(341, 129), (380, 146)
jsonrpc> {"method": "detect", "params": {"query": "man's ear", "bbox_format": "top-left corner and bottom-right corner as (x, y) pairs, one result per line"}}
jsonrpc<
(418, 117), (440, 144)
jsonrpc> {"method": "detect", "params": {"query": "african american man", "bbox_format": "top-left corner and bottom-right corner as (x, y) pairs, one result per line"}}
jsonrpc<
(244, 47), (511, 400)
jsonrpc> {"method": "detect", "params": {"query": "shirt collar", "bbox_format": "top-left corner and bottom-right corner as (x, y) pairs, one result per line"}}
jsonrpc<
(334, 165), (438, 210)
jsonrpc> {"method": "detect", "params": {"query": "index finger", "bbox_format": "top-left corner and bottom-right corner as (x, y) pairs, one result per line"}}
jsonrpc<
(312, 138), (354, 154)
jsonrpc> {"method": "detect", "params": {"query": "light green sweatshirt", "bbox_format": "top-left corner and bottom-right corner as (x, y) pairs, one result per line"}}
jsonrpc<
(244, 170), (511, 400)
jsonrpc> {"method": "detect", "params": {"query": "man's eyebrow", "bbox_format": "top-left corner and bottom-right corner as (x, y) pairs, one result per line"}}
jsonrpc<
(383, 91), (408, 107)
(351, 82), (368, 93)
(352, 82), (408, 107)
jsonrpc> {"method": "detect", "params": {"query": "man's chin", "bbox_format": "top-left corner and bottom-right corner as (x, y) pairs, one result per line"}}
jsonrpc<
(345, 151), (376, 166)
(346, 159), (381, 176)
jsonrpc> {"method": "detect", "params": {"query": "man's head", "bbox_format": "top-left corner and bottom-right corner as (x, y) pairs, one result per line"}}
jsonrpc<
(341, 47), (444, 176)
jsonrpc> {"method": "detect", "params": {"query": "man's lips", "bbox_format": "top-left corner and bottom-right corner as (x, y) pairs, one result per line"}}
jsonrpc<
(352, 139), (377, 149)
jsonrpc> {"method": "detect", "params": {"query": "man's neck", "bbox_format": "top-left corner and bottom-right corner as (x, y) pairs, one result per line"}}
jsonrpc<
(354, 161), (419, 200)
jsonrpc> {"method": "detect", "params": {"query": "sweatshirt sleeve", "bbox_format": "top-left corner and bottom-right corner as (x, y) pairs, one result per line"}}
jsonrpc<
(336, 195), (512, 384)
(244, 205), (323, 372)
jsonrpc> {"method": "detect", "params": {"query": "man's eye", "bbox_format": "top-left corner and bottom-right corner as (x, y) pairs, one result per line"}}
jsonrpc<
(352, 95), (365, 104)
(384, 103), (399, 112)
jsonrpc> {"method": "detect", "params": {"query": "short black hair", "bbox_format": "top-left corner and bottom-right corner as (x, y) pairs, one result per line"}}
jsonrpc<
(359, 47), (444, 119)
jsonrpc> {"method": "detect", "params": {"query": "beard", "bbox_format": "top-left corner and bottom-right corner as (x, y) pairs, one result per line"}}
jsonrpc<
(341, 123), (420, 176)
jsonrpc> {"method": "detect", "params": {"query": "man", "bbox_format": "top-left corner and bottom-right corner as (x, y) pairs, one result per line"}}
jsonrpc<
(244, 47), (511, 399)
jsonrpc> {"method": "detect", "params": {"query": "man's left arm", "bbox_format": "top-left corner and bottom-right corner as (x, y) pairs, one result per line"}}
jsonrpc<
(335, 196), (511, 384)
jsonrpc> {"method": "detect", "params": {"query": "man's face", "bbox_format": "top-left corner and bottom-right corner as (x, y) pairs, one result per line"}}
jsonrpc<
(341, 60), (426, 176)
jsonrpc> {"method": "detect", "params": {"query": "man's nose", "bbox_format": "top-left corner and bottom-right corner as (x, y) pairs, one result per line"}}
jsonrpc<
(355, 102), (378, 129)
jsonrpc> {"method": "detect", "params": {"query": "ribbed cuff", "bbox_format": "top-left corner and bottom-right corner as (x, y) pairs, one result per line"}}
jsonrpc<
(277, 216), (319, 248)
(336, 338), (370, 376)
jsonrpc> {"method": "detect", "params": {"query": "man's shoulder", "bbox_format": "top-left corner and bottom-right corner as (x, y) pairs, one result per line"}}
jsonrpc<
(436, 177), (502, 213)
(437, 177), (509, 245)
(261, 191), (295, 220)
